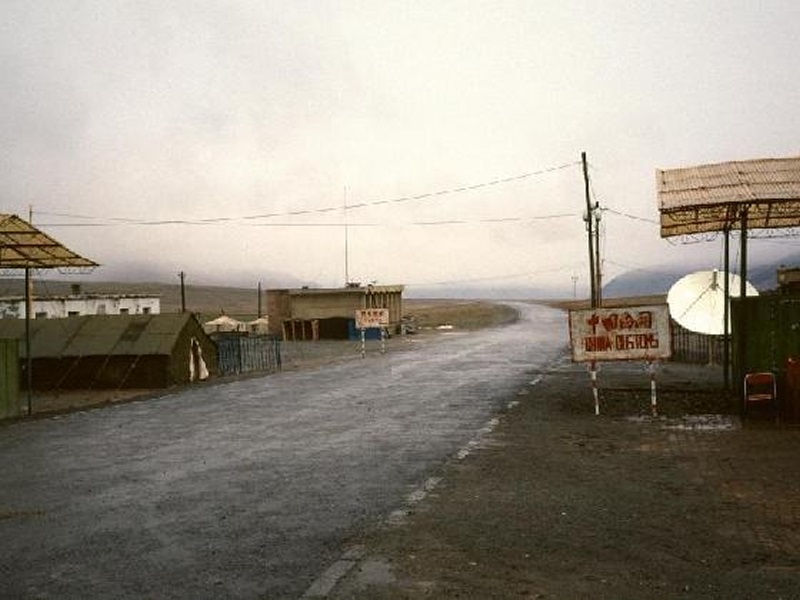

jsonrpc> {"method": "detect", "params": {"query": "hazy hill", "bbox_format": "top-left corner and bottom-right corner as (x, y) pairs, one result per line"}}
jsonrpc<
(602, 252), (800, 299)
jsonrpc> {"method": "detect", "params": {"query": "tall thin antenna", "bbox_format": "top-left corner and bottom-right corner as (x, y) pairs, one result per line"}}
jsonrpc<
(343, 186), (350, 285)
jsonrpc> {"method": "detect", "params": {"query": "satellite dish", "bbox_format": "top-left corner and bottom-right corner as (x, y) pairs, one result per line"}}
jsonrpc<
(667, 269), (758, 335)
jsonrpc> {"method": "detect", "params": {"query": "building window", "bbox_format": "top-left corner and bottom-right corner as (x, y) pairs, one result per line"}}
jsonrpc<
(119, 308), (130, 315)
(142, 307), (151, 315)
(35, 312), (48, 319)
(68, 311), (80, 317)
(97, 304), (107, 315)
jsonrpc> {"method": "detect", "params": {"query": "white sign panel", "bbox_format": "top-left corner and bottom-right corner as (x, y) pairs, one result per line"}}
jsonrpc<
(355, 308), (389, 329)
(569, 304), (672, 362)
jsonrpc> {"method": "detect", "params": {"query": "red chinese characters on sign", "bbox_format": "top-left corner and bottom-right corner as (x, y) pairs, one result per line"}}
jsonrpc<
(355, 308), (390, 329)
(569, 305), (671, 362)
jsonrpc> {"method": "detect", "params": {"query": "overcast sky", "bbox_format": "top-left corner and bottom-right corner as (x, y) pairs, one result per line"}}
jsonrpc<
(2, 1), (799, 295)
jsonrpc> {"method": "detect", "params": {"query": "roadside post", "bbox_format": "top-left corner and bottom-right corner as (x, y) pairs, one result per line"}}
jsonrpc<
(569, 305), (672, 415)
(646, 361), (658, 416)
(588, 360), (600, 415)
(355, 308), (390, 358)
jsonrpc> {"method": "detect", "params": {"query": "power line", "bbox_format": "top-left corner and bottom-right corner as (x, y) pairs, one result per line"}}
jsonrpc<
(603, 206), (659, 225)
(35, 213), (582, 229)
(35, 160), (581, 227)
(407, 262), (586, 287)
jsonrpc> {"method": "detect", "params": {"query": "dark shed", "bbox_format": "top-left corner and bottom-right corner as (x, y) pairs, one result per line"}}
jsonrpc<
(0, 313), (217, 390)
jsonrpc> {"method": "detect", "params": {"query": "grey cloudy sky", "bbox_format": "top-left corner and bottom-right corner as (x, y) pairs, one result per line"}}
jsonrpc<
(3, 1), (799, 294)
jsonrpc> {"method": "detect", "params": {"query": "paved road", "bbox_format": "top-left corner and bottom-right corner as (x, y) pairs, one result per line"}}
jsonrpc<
(0, 303), (567, 598)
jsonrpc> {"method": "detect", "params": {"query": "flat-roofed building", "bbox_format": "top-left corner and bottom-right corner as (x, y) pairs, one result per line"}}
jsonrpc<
(0, 291), (160, 319)
(267, 284), (404, 340)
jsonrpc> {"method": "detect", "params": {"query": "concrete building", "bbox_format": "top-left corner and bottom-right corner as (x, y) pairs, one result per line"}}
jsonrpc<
(0, 286), (160, 319)
(267, 284), (404, 341)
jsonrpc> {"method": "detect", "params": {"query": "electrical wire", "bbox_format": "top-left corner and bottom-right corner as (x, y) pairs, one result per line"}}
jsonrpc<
(406, 262), (586, 287)
(35, 161), (581, 228)
(35, 213), (582, 229)
(603, 206), (660, 225)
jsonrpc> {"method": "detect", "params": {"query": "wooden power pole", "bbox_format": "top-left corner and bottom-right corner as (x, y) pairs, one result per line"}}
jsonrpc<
(582, 152), (596, 308)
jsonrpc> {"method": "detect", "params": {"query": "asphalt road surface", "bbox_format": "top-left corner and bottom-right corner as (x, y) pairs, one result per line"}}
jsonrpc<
(0, 303), (567, 598)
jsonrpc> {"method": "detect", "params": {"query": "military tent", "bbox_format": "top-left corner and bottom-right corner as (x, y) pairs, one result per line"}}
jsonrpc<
(0, 313), (216, 390)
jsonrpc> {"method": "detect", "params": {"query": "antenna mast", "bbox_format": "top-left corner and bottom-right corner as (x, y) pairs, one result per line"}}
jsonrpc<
(344, 186), (350, 285)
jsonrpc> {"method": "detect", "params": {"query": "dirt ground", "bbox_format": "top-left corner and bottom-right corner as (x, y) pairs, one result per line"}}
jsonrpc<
(328, 360), (800, 599)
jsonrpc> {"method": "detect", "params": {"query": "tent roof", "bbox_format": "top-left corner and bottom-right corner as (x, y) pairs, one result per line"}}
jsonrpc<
(0, 313), (202, 358)
(205, 314), (242, 325)
(0, 214), (98, 269)
(657, 156), (800, 238)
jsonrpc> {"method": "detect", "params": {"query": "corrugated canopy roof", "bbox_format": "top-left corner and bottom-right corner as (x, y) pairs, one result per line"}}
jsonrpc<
(0, 213), (98, 269)
(657, 156), (800, 238)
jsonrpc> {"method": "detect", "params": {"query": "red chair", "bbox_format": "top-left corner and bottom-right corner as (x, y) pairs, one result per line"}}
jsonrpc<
(743, 372), (778, 422)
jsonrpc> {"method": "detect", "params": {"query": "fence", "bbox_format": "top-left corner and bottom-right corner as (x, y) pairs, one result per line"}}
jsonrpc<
(214, 334), (282, 376)
(670, 321), (726, 365)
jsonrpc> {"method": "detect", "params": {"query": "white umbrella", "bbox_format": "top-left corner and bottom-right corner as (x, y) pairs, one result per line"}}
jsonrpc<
(203, 314), (245, 333)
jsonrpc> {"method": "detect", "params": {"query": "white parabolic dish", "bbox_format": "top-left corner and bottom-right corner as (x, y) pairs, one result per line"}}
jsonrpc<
(667, 270), (758, 335)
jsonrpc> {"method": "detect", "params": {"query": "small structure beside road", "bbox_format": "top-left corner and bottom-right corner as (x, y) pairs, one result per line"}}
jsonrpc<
(267, 284), (404, 341)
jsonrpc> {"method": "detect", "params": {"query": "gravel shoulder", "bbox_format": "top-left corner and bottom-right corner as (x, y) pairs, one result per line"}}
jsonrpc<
(328, 359), (800, 599)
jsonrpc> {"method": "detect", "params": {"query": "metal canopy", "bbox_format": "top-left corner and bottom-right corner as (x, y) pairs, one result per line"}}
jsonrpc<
(0, 213), (97, 416)
(657, 156), (800, 238)
(0, 213), (98, 269)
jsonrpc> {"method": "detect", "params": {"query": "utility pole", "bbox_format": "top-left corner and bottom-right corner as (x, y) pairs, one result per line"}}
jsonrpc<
(582, 152), (596, 308)
(723, 224), (730, 391)
(738, 208), (749, 396)
(257, 281), (263, 318)
(25, 206), (33, 415)
(594, 202), (602, 307)
(178, 271), (186, 313)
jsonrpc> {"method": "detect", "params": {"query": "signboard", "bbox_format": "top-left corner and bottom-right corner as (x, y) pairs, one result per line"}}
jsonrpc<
(569, 304), (672, 362)
(355, 308), (389, 329)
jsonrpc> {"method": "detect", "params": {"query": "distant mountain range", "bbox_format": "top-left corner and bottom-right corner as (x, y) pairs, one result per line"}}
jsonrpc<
(602, 251), (800, 298)
(3, 250), (798, 304)
(407, 250), (800, 300)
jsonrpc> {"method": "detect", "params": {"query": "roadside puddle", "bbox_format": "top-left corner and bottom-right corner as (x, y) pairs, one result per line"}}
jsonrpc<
(626, 414), (740, 431)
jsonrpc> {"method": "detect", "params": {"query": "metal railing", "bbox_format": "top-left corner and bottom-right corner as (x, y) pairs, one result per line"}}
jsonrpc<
(214, 334), (282, 376)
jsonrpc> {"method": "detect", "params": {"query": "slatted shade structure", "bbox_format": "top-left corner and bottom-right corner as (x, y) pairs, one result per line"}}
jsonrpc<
(657, 156), (800, 238)
(0, 213), (97, 415)
(0, 213), (98, 269)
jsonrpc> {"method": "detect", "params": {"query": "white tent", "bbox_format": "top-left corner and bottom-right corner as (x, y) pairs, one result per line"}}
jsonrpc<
(247, 317), (270, 335)
(203, 314), (245, 334)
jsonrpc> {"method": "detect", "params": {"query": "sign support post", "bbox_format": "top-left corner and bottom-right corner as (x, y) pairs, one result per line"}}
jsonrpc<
(590, 361), (599, 415)
(569, 305), (672, 416)
(647, 361), (658, 416)
(355, 308), (389, 358)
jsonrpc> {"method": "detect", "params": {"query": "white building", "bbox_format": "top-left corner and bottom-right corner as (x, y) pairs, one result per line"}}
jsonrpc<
(0, 293), (161, 319)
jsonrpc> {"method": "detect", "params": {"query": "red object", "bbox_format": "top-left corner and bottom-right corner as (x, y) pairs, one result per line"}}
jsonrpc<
(743, 372), (778, 422)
